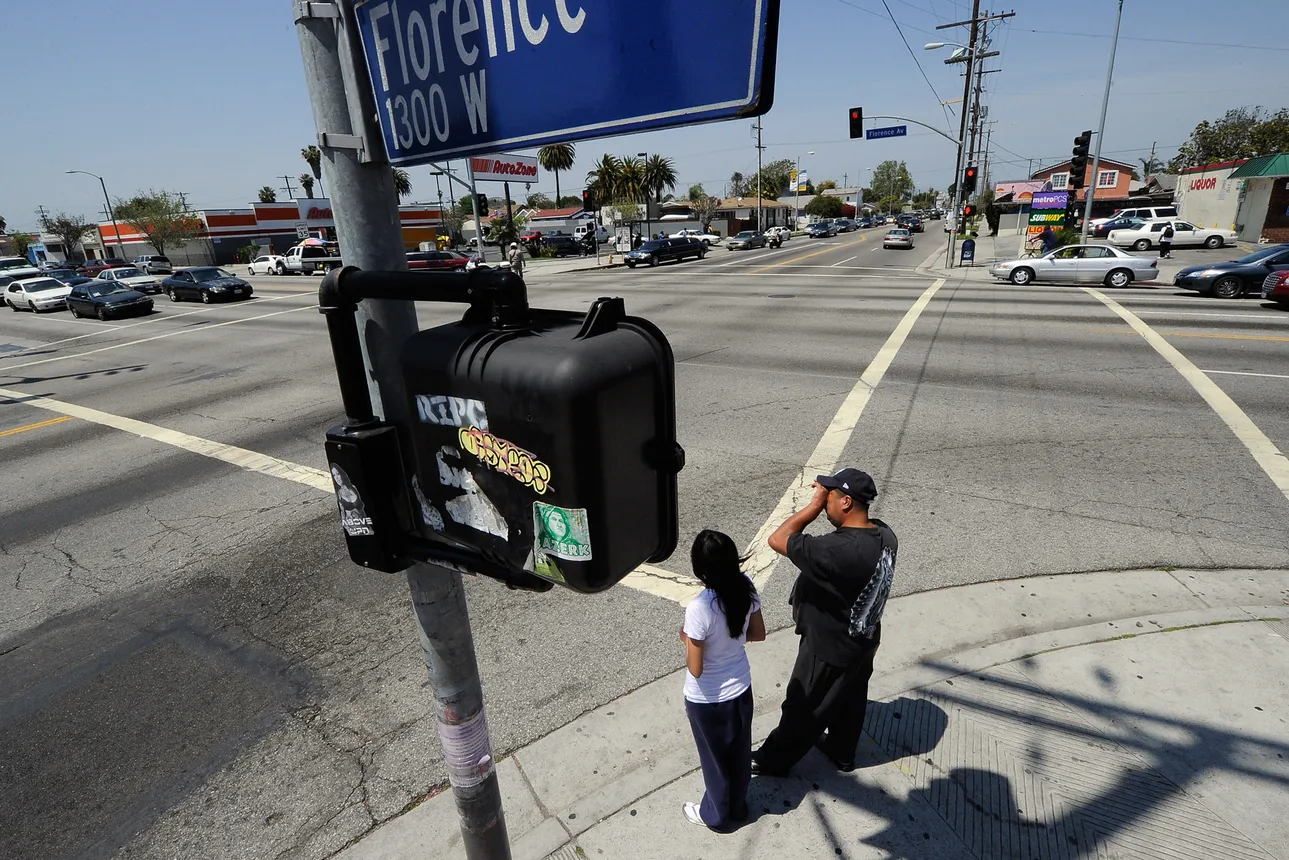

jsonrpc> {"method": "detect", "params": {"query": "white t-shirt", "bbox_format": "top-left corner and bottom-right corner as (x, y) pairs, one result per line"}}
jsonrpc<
(683, 587), (761, 704)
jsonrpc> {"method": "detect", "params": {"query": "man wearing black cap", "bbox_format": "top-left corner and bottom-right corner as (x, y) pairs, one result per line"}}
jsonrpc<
(752, 467), (898, 776)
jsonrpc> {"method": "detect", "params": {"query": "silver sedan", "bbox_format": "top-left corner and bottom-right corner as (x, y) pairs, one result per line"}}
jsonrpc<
(989, 244), (1160, 287)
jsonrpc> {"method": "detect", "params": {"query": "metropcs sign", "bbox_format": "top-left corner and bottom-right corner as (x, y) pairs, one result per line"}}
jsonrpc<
(470, 153), (539, 182)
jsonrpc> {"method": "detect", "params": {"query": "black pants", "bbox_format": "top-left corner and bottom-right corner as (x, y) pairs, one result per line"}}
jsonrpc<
(1159, 241), (1172, 258)
(685, 688), (754, 829)
(755, 636), (879, 774)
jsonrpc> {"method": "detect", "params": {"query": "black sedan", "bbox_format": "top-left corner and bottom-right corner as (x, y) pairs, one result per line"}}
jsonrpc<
(162, 267), (255, 303)
(66, 282), (154, 320)
(1173, 244), (1289, 298)
(45, 268), (94, 287)
(805, 222), (838, 238)
(624, 237), (706, 268)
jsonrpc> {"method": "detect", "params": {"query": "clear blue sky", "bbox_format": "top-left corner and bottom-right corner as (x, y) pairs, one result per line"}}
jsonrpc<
(5, 0), (1289, 231)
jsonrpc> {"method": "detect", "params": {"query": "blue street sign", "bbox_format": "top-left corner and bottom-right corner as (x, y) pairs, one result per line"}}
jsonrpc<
(865, 125), (907, 140)
(354, 0), (781, 165)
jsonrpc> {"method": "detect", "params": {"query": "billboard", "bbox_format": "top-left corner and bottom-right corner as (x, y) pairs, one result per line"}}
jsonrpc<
(469, 153), (540, 183)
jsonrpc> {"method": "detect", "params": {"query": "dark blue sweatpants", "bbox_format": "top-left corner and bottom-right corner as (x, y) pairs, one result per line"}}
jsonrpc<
(685, 687), (754, 829)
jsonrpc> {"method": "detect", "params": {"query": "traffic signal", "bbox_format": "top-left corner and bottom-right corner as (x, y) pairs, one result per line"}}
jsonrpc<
(961, 164), (978, 195)
(848, 106), (863, 139)
(1070, 130), (1092, 190)
(582, 188), (597, 211)
(962, 203), (976, 218)
(476, 193), (489, 213)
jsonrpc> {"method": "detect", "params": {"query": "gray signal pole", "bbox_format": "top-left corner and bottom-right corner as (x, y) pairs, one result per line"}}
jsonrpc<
(1080, 0), (1125, 242)
(293, 2), (510, 858)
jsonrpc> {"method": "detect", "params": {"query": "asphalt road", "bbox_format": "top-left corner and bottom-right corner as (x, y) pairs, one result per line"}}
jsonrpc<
(2, 229), (1287, 859)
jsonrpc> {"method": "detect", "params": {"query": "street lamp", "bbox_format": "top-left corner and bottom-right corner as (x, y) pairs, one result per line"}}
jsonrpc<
(66, 169), (125, 260)
(794, 150), (815, 230)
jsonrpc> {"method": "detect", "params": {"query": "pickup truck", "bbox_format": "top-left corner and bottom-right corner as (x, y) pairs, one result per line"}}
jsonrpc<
(284, 242), (344, 274)
(669, 228), (722, 247)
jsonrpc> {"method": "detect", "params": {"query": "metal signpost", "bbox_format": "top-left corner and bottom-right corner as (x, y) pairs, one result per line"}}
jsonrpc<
(865, 125), (908, 140)
(295, 3), (780, 859)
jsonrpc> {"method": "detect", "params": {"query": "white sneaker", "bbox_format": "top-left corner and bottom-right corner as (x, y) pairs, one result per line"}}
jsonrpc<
(683, 802), (705, 826)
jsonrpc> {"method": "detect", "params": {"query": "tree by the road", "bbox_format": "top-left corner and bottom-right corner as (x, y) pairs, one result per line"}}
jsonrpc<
(301, 145), (325, 197)
(804, 195), (844, 218)
(258, 186), (277, 203)
(557, 195), (582, 208)
(1170, 106), (1289, 171)
(537, 142), (576, 206)
(643, 154), (677, 203)
(586, 153), (623, 205)
(877, 194), (903, 214)
(691, 195), (721, 230)
(871, 160), (914, 207)
(114, 190), (202, 256)
(1139, 154), (1165, 176)
(525, 192), (555, 210)
(748, 158), (795, 200)
(393, 168), (412, 200)
(687, 183), (707, 202)
(298, 174), (315, 198)
(486, 210), (528, 247)
(39, 212), (94, 260)
(439, 203), (466, 245)
(7, 230), (35, 255)
(912, 189), (938, 209)
(0, 214), (7, 234)
(729, 172), (747, 196)
(815, 179), (837, 193)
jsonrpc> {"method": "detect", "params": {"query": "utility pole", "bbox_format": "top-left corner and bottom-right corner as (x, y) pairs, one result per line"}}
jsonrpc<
(294, 4), (510, 860)
(176, 192), (190, 212)
(35, 205), (49, 227)
(982, 126), (994, 192)
(280, 174), (298, 200)
(753, 120), (765, 231)
(1081, 0), (1124, 241)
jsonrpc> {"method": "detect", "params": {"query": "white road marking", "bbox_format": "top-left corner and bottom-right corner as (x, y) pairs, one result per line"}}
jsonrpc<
(0, 386), (332, 492)
(0, 305), (314, 374)
(1134, 310), (1286, 320)
(703, 271), (930, 281)
(714, 249), (783, 267)
(831, 256), (858, 268)
(743, 278), (948, 590)
(0, 294), (304, 359)
(1084, 288), (1289, 502)
(1202, 369), (1289, 381)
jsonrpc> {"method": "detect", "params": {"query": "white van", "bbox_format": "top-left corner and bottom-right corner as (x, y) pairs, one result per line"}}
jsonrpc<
(573, 223), (608, 244)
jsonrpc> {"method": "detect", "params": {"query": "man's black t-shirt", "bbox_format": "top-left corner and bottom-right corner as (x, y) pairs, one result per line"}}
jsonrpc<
(786, 519), (898, 666)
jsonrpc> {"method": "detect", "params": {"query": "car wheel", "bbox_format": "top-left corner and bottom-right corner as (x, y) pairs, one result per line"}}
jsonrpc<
(69, 304), (80, 318)
(626, 262), (636, 268)
(1132, 239), (1151, 251)
(699, 250), (707, 260)
(200, 290), (212, 303)
(1213, 276), (1243, 299)
(1009, 267), (1035, 286)
(97, 307), (108, 320)
(1105, 269), (1132, 288)
(649, 255), (659, 267)
(167, 288), (179, 302)
(1204, 235), (1223, 249)
(7, 300), (16, 312)
(276, 263), (286, 275)
(248, 267), (255, 276)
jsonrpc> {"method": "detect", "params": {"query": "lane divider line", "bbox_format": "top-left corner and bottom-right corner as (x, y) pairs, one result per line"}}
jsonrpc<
(0, 415), (72, 438)
(744, 278), (948, 589)
(1084, 287), (1289, 502)
(752, 235), (867, 274)
(1089, 328), (1289, 343)
(0, 386), (332, 492)
(1201, 369), (1289, 381)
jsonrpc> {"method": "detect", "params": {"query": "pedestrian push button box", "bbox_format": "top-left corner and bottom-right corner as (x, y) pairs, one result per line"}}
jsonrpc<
(400, 297), (684, 593)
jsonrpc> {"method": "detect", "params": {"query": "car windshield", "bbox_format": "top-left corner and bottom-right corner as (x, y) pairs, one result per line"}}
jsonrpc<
(736, 232), (757, 238)
(25, 279), (64, 292)
(191, 268), (235, 282)
(115, 268), (144, 277)
(639, 241), (665, 251)
(90, 285), (133, 297)
(1234, 247), (1286, 265)
(1, 258), (35, 271)
(888, 229), (909, 236)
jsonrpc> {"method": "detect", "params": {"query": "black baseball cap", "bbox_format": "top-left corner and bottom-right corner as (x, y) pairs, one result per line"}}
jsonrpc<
(816, 468), (877, 503)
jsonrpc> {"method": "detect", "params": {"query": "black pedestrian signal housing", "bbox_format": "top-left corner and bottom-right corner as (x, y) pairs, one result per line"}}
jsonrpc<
(319, 267), (684, 595)
(476, 192), (489, 213)
(582, 188), (596, 211)
(848, 106), (863, 139)
(961, 165), (978, 195)
(1070, 131), (1092, 190)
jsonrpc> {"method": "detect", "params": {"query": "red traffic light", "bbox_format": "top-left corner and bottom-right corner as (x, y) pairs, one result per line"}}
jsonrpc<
(848, 106), (864, 139)
(851, 110), (859, 119)
(962, 204), (976, 218)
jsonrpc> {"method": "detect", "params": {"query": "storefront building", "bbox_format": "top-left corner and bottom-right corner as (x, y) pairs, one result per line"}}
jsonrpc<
(1175, 160), (1248, 230)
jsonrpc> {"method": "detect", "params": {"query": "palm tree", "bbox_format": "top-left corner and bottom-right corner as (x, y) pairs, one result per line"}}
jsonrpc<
(393, 168), (412, 200)
(298, 174), (315, 198)
(301, 145), (326, 197)
(586, 154), (622, 205)
(617, 157), (646, 205)
(642, 154), (677, 203)
(537, 143), (576, 206)
(0, 214), (7, 234)
(730, 172), (747, 197)
(258, 186), (277, 203)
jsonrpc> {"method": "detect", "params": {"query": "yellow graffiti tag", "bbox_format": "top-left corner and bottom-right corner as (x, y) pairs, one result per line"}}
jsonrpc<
(458, 427), (553, 495)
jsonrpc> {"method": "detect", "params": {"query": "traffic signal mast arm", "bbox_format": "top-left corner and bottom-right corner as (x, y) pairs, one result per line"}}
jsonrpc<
(858, 114), (962, 146)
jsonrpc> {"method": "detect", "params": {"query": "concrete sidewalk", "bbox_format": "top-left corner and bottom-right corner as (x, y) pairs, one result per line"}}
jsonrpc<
(336, 569), (1289, 860)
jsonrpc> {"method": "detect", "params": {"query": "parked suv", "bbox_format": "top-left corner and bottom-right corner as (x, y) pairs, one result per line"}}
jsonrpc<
(133, 254), (173, 274)
(1090, 205), (1178, 229)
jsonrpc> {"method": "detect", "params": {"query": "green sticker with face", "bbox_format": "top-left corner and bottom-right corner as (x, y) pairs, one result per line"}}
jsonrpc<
(533, 502), (592, 561)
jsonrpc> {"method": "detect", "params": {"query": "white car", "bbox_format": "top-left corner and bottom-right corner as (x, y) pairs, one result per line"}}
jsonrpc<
(5, 277), (73, 312)
(669, 228), (722, 246)
(1107, 220), (1237, 252)
(247, 254), (289, 275)
(763, 226), (792, 242)
(133, 254), (173, 274)
(96, 266), (163, 295)
(989, 244), (1160, 287)
(1089, 205), (1179, 230)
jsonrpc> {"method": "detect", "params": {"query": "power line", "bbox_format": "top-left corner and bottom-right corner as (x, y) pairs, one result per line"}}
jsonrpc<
(830, 0), (937, 36)
(1021, 28), (1289, 53)
(878, 0), (955, 129)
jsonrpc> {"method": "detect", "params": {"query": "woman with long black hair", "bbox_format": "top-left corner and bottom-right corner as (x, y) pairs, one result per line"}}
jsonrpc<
(680, 530), (767, 830)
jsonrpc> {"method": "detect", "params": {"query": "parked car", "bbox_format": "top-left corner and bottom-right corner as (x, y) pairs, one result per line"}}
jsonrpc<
(95, 266), (163, 294)
(833, 218), (857, 233)
(1173, 244), (1289, 299)
(855, 217), (873, 228)
(805, 222), (837, 238)
(726, 230), (767, 250)
(406, 250), (471, 271)
(42, 268), (93, 288)
(1107, 220), (1238, 251)
(0, 256), (43, 286)
(624, 237), (707, 267)
(882, 228), (914, 250)
(77, 258), (132, 277)
(1091, 215), (1146, 239)
(1089, 205), (1179, 229)
(162, 267), (254, 302)
(669, 228), (723, 246)
(5, 276), (72, 312)
(133, 255), (173, 274)
(1261, 270), (1289, 307)
(543, 235), (584, 257)
(990, 244), (1159, 287)
(66, 282), (154, 319)
(247, 254), (289, 275)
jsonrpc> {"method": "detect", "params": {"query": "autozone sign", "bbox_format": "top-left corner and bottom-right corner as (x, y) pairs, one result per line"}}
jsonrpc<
(1189, 177), (1218, 192)
(470, 154), (539, 182)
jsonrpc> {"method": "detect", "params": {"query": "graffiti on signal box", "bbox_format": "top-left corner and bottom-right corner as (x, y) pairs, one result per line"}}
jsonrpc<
(458, 427), (552, 495)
